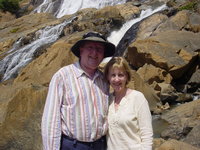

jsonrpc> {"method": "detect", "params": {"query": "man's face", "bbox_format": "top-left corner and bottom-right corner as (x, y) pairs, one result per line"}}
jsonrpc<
(79, 41), (105, 73)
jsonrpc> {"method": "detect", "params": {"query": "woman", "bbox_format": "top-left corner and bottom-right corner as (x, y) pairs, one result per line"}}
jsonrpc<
(104, 57), (153, 150)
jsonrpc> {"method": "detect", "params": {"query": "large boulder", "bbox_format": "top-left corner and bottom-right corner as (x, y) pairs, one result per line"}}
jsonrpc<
(137, 64), (173, 84)
(184, 124), (200, 148)
(155, 139), (199, 150)
(0, 83), (47, 150)
(160, 99), (200, 148)
(127, 30), (200, 79)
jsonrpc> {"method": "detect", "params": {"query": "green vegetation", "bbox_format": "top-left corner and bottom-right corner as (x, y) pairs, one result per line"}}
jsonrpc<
(178, 1), (198, 11)
(0, 0), (21, 14)
(10, 27), (20, 33)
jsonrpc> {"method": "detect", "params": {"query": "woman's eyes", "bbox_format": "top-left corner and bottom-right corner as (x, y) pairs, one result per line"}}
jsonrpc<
(111, 74), (125, 77)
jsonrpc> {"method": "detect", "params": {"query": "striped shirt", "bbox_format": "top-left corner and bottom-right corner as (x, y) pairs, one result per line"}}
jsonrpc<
(41, 61), (109, 150)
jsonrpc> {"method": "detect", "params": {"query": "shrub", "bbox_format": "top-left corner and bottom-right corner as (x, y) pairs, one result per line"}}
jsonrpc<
(178, 1), (198, 11)
(0, 0), (20, 14)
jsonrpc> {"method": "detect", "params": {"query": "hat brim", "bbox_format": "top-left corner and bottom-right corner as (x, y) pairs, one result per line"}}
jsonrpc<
(71, 37), (115, 58)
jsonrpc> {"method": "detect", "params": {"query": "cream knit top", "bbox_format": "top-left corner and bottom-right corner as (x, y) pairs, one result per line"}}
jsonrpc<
(107, 90), (153, 150)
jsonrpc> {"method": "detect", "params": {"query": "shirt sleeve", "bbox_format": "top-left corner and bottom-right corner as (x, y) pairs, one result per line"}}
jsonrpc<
(137, 94), (153, 150)
(41, 72), (63, 150)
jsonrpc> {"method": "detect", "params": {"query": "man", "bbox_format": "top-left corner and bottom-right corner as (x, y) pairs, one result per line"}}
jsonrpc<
(41, 31), (115, 150)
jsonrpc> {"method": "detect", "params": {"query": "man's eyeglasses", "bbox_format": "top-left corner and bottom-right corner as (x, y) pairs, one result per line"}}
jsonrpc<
(83, 32), (107, 41)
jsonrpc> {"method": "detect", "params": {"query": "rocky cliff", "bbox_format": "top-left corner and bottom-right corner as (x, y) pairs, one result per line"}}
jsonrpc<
(0, 0), (200, 149)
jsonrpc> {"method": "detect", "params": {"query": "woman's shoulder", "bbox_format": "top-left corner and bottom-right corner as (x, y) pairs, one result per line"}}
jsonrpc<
(126, 89), (147, 104)
(127, 89), (144, 97)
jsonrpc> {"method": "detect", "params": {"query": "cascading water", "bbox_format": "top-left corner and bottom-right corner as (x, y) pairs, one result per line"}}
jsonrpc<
(33, 0), (127, 18)
(108, 4), (167, 46)
(33, 0), (53, 13)
(1, 38), (23, 56)
(0, 17), (75, 82)
(56, 0), (127, 18)
(102, 4), (167, 63)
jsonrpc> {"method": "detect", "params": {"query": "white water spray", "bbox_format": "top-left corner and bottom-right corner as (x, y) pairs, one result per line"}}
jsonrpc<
(34, 0), (126, 18)
(107, 4), (167, 46)
(0, 18), (74, 81)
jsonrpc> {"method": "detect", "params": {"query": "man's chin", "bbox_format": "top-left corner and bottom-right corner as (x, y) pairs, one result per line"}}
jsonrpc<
(89, 63), (100, 69)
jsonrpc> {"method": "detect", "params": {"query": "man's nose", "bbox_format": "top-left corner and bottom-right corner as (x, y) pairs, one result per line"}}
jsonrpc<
(91, 49), (98, 55)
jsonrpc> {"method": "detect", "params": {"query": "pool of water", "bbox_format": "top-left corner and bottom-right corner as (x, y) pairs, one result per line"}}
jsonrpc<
(152, 115), (169, 138)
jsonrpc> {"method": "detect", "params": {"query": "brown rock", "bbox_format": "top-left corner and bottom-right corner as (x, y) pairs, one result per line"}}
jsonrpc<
(137, 64), (173, 84)
(128, 70), (161, 112)
(127, 30), (200, 79)
(153, 10), (190, 35)
(0, 83), (47, 150)
(137, 13), (168, 40)
(184, 124), (200, 148)
(188, 68), (200, 85)
(186, 12), (200, 32)
(158, 83), (178, 103)
(155, 139), (199, 150)
(115, 2), (140, 20)
(160, 100), (200, 141)
(0, 11), (16, 23)
(153, 138), (166, 150)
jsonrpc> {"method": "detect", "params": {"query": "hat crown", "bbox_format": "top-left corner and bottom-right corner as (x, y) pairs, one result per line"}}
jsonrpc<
(83, 32), (106, 41)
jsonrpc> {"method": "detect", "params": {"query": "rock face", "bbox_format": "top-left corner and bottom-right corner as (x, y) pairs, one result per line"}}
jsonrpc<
(161, 100), (200, 139)
(127, 30), (200, 79)
(0, 84), (47, 150)
(126, 8), (200, 105)
(154, 139), (200, 150)
(0, 0), (200, 149)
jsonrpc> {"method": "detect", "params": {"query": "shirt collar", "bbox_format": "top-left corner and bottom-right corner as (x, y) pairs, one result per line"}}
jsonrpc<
(73, 61), (104, 80)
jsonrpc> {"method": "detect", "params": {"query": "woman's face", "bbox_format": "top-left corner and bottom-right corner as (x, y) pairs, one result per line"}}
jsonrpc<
(107, 66), (128, 93)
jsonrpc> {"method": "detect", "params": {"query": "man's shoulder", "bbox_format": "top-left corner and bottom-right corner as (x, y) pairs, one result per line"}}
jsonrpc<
(51, 63), (77, 79)
(58, 62), (77, 71)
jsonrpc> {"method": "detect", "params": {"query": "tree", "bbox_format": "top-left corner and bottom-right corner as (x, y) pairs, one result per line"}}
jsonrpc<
(0, 0), (20, 14)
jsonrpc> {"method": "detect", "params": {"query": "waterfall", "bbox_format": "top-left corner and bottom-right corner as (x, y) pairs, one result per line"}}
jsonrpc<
(33, 0), (56, 13)
(101, 4), (167, 63)
(108, 4), (168, 46)
(0, 17), (75, 82)
(193, 95), (200, 100)
(1, 38), (24, 56)
(33, 0), (127, 18)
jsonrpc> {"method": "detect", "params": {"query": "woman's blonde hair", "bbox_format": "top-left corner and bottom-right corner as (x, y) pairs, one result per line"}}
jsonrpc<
(104, 57), (131, 84)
